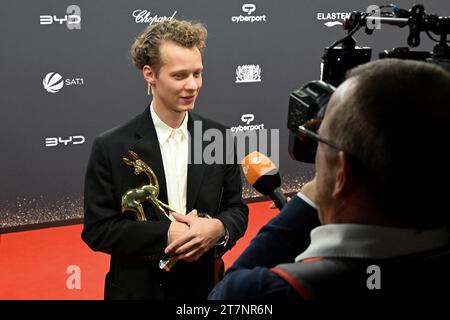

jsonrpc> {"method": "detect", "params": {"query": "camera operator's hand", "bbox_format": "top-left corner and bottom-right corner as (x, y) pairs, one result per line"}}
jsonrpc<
(268, 197), (291, 209)
(269, 178), (316, 209)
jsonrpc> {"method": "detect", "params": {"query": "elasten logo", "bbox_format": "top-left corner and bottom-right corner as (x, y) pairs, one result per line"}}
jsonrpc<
(317, 12), (351, 27)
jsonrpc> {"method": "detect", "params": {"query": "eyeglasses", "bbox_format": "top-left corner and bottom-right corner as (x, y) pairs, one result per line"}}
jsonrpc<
(297, 118), (342, 151)
(297, 119), (364, 175)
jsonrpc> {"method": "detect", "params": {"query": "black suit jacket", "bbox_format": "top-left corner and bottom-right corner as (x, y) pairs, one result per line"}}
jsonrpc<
(81, 107), (248, 300)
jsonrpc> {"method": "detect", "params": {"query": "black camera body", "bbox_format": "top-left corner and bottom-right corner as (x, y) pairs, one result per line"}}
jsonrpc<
(287, 4), (450, 164)
(321, 46), (372, 87)
(287, 81), (335, 163)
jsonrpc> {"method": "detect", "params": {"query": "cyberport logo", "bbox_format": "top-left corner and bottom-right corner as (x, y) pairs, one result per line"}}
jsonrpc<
(235, 65), (261, 83)
(40, 5), (81, 30)
(231, 4), (267, 23)
(231, 114), (265, 133)
(43, 72), (84, 93)
(317, 12), (351, 27)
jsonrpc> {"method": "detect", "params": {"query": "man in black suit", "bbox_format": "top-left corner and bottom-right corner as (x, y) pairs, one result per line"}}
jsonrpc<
(82, 20), (248, 300)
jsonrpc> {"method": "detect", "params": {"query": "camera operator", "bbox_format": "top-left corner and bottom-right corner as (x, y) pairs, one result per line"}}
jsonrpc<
(208, 59), (450, 300)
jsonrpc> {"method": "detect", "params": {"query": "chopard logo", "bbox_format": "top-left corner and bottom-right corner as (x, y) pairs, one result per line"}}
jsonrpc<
(132, 10), (177, 24)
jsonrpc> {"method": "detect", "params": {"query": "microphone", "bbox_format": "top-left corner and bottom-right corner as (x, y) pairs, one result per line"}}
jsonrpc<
(242, 151), (287, 210)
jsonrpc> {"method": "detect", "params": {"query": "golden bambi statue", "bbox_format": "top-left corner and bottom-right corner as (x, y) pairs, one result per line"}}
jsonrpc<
(121, 150), (176, 271)
(121, 150), (175, 222)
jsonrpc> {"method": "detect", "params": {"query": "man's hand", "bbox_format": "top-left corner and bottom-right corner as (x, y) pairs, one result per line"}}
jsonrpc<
(167, 212), (191, 245)
(165, 211), (225, 262)
(268, 197), (291, 209)
(268, 177), (316, 209)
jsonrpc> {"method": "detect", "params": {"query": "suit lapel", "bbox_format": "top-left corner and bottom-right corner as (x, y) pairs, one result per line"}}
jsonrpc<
(186, 113), (206, 212)
(129, 107), (169, 205)
(128, 108), (206, 213)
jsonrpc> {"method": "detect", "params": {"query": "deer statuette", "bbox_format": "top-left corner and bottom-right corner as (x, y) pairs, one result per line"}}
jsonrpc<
(121, 150), (175, 222)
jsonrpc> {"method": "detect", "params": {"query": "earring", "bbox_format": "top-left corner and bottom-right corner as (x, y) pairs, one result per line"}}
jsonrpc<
(147, 82), (151, 96)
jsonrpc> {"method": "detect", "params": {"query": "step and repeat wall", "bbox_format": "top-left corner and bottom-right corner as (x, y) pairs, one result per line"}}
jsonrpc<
(1, 0), (448, 230)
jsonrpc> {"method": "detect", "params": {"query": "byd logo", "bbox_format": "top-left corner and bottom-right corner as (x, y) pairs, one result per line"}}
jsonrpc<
(45, 136), (85, 147)
(40, 5), (81, 30)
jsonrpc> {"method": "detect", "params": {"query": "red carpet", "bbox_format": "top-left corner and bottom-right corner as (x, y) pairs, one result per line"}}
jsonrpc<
(0, 201), (277, 300)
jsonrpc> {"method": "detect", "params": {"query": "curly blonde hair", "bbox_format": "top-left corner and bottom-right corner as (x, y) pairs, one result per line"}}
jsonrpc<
(131, 19), (207, 74)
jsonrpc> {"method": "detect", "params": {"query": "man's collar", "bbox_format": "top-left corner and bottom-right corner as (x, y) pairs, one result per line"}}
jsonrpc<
(296, 224), (450, 261)
(150, 102), (188, 146)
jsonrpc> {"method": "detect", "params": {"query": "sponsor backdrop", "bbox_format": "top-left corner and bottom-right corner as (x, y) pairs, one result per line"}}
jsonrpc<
(1, 0), (448, 229)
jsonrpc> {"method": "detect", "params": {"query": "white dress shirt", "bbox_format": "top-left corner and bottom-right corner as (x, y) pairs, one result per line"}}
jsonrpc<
(150, 103), (188, 214)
